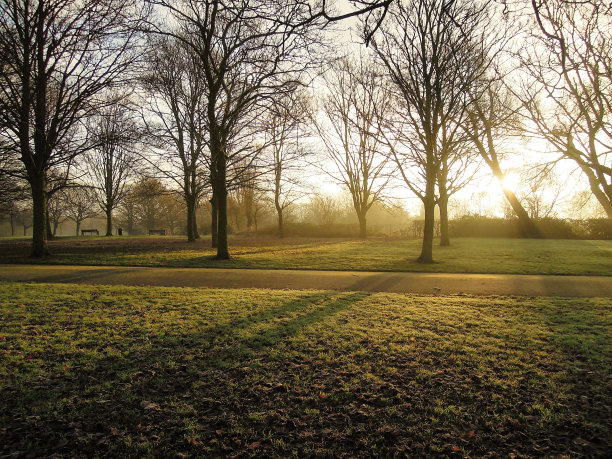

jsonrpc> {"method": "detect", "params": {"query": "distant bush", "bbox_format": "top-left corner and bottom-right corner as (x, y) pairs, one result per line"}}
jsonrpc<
(583, 218), (612, 240)
(536, 218), (580, 239)
(257, 222), (396, 238)
(448, 216), (610, 240)
(255, 216), (611, 240)
(449, 216), (520, 238)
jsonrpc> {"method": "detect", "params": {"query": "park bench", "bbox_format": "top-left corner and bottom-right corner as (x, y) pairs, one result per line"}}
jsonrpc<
(81, 229), (99, 236)
(149, 229), (166, 236)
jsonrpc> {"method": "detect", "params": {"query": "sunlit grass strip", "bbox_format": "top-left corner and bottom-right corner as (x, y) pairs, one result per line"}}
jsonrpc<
(2, 237), (611, 276)
(1, 282), (611, 456)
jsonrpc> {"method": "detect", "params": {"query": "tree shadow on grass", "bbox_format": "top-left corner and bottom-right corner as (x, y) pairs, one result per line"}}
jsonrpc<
(525, 299), (612, 453)
(0, 290), (371, 457)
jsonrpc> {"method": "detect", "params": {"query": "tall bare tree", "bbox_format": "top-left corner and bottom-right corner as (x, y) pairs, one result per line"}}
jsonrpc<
(148, 0), (329, 259)
(314, 55), (393, 238)
(372, 0), (492, 262)
(0, 0), (145, 256)
(519, 1), (612, 233)
(463, 83), (541, 237)
(141, 35), (209, 242)
(263, 91), (311, 238)
(46, 190), (68, 236)
(88, 101), (139, 236)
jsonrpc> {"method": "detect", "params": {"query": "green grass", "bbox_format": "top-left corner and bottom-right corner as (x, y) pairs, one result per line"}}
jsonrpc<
(1, 282), (611, 456)
(1, 236), (611, 275)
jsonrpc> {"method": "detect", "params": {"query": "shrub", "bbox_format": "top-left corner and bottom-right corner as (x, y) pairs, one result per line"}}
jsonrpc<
(448, 216), (519, 238)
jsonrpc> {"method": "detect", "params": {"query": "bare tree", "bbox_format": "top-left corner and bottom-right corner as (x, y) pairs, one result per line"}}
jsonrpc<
(372, 0), (492, 262)
(46, 191), (68, 236)
(520, 166), (563, 220)
(147, 0), (329, 259)
(309, 194), (342, 226)
(141, 35), (209, 242)
(0, 166), (26, 221)
(0, 0), (145, 256)
(132, 176), (166, 233)
(10, 200), (32, 236)
(436, 126), (481, 245)
(63, 186), (99, 236)
(263, 91), (311, 238)
(314, 55), (393, 238)
(519, 1), (612, 233)
(88, 99), (139, 236)
(158, 193), (186, 236)
(117, 185), (138, 236)
(463, 83), (541, 237)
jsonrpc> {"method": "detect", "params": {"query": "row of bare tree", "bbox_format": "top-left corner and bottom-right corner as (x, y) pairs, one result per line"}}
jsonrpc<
(1, 0), (610, 263)
(310, 0), (612, 262)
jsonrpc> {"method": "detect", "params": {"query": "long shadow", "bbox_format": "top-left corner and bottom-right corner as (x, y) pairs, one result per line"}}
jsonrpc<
(146, 291), (371, 363)
(1, 290), (372, 455)
(226, 291), (370, 353)
(514, 300), (612, 454)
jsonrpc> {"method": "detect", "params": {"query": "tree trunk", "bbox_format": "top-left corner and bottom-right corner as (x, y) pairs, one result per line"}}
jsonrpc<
(186, 195), (195, 242)
(210, 195), (218, 248)
(419, 196), (436, 263)
(105, 208), (113, 236)
(45, 206), (53, 239)
(30, 177), (49, 257)
(502, 188), (541, 238)
(275, 193), (284, 239)
(438, 196), (450, 246)
(215, 178), (230, 259)
(357, 211), (367, 239)
(486, 161), (541, 238)
(76, 220), (81, 237)
(209, 116), (228, 259)
(52, 219), (59, 237)
(418, 160), (437, 263)
(10, 212), (14, 236)
(193, 211), (200, 239)
(277, 208), (284, 239)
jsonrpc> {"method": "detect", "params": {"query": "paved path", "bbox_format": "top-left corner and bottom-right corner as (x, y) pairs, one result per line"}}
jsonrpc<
(1, 264), (610, 297)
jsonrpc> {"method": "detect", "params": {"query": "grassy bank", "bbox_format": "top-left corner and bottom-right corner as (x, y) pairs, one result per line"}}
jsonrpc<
(1, 282), (611, 456)
(1, 236), (611, 275)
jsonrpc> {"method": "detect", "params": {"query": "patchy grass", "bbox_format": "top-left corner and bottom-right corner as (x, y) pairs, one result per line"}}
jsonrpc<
(1, 235), (611, 276)
(1, 282), (611, 456)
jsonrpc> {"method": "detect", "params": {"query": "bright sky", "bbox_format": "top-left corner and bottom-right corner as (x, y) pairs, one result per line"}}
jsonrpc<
(302, 1), (603, 219)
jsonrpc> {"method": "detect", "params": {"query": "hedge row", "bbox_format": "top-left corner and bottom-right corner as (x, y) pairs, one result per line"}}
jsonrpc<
(257, 217), (611, 240)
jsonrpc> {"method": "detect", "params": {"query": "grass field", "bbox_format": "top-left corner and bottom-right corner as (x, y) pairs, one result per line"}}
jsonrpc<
(1, 282), (610, 456)
(1, 235), (611, 275)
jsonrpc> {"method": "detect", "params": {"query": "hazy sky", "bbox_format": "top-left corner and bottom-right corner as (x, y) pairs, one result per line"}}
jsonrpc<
(302, 1), (600, 219)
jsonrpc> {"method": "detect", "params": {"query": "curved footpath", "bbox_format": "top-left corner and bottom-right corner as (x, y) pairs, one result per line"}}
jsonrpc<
(0, 264), (610, 297)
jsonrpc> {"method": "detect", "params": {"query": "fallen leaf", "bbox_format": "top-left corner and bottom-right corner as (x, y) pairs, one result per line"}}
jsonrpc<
(249, 441), (261, 449)
(140, 401), (159, 410)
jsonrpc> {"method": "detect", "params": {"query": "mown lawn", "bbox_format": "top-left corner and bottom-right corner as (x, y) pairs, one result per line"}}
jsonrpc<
(1, 282), (610, 456)
(1, 235), (611, 275)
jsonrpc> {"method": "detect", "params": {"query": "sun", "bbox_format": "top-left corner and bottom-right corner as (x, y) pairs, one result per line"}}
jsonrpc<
(500, 172), (521, 192)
